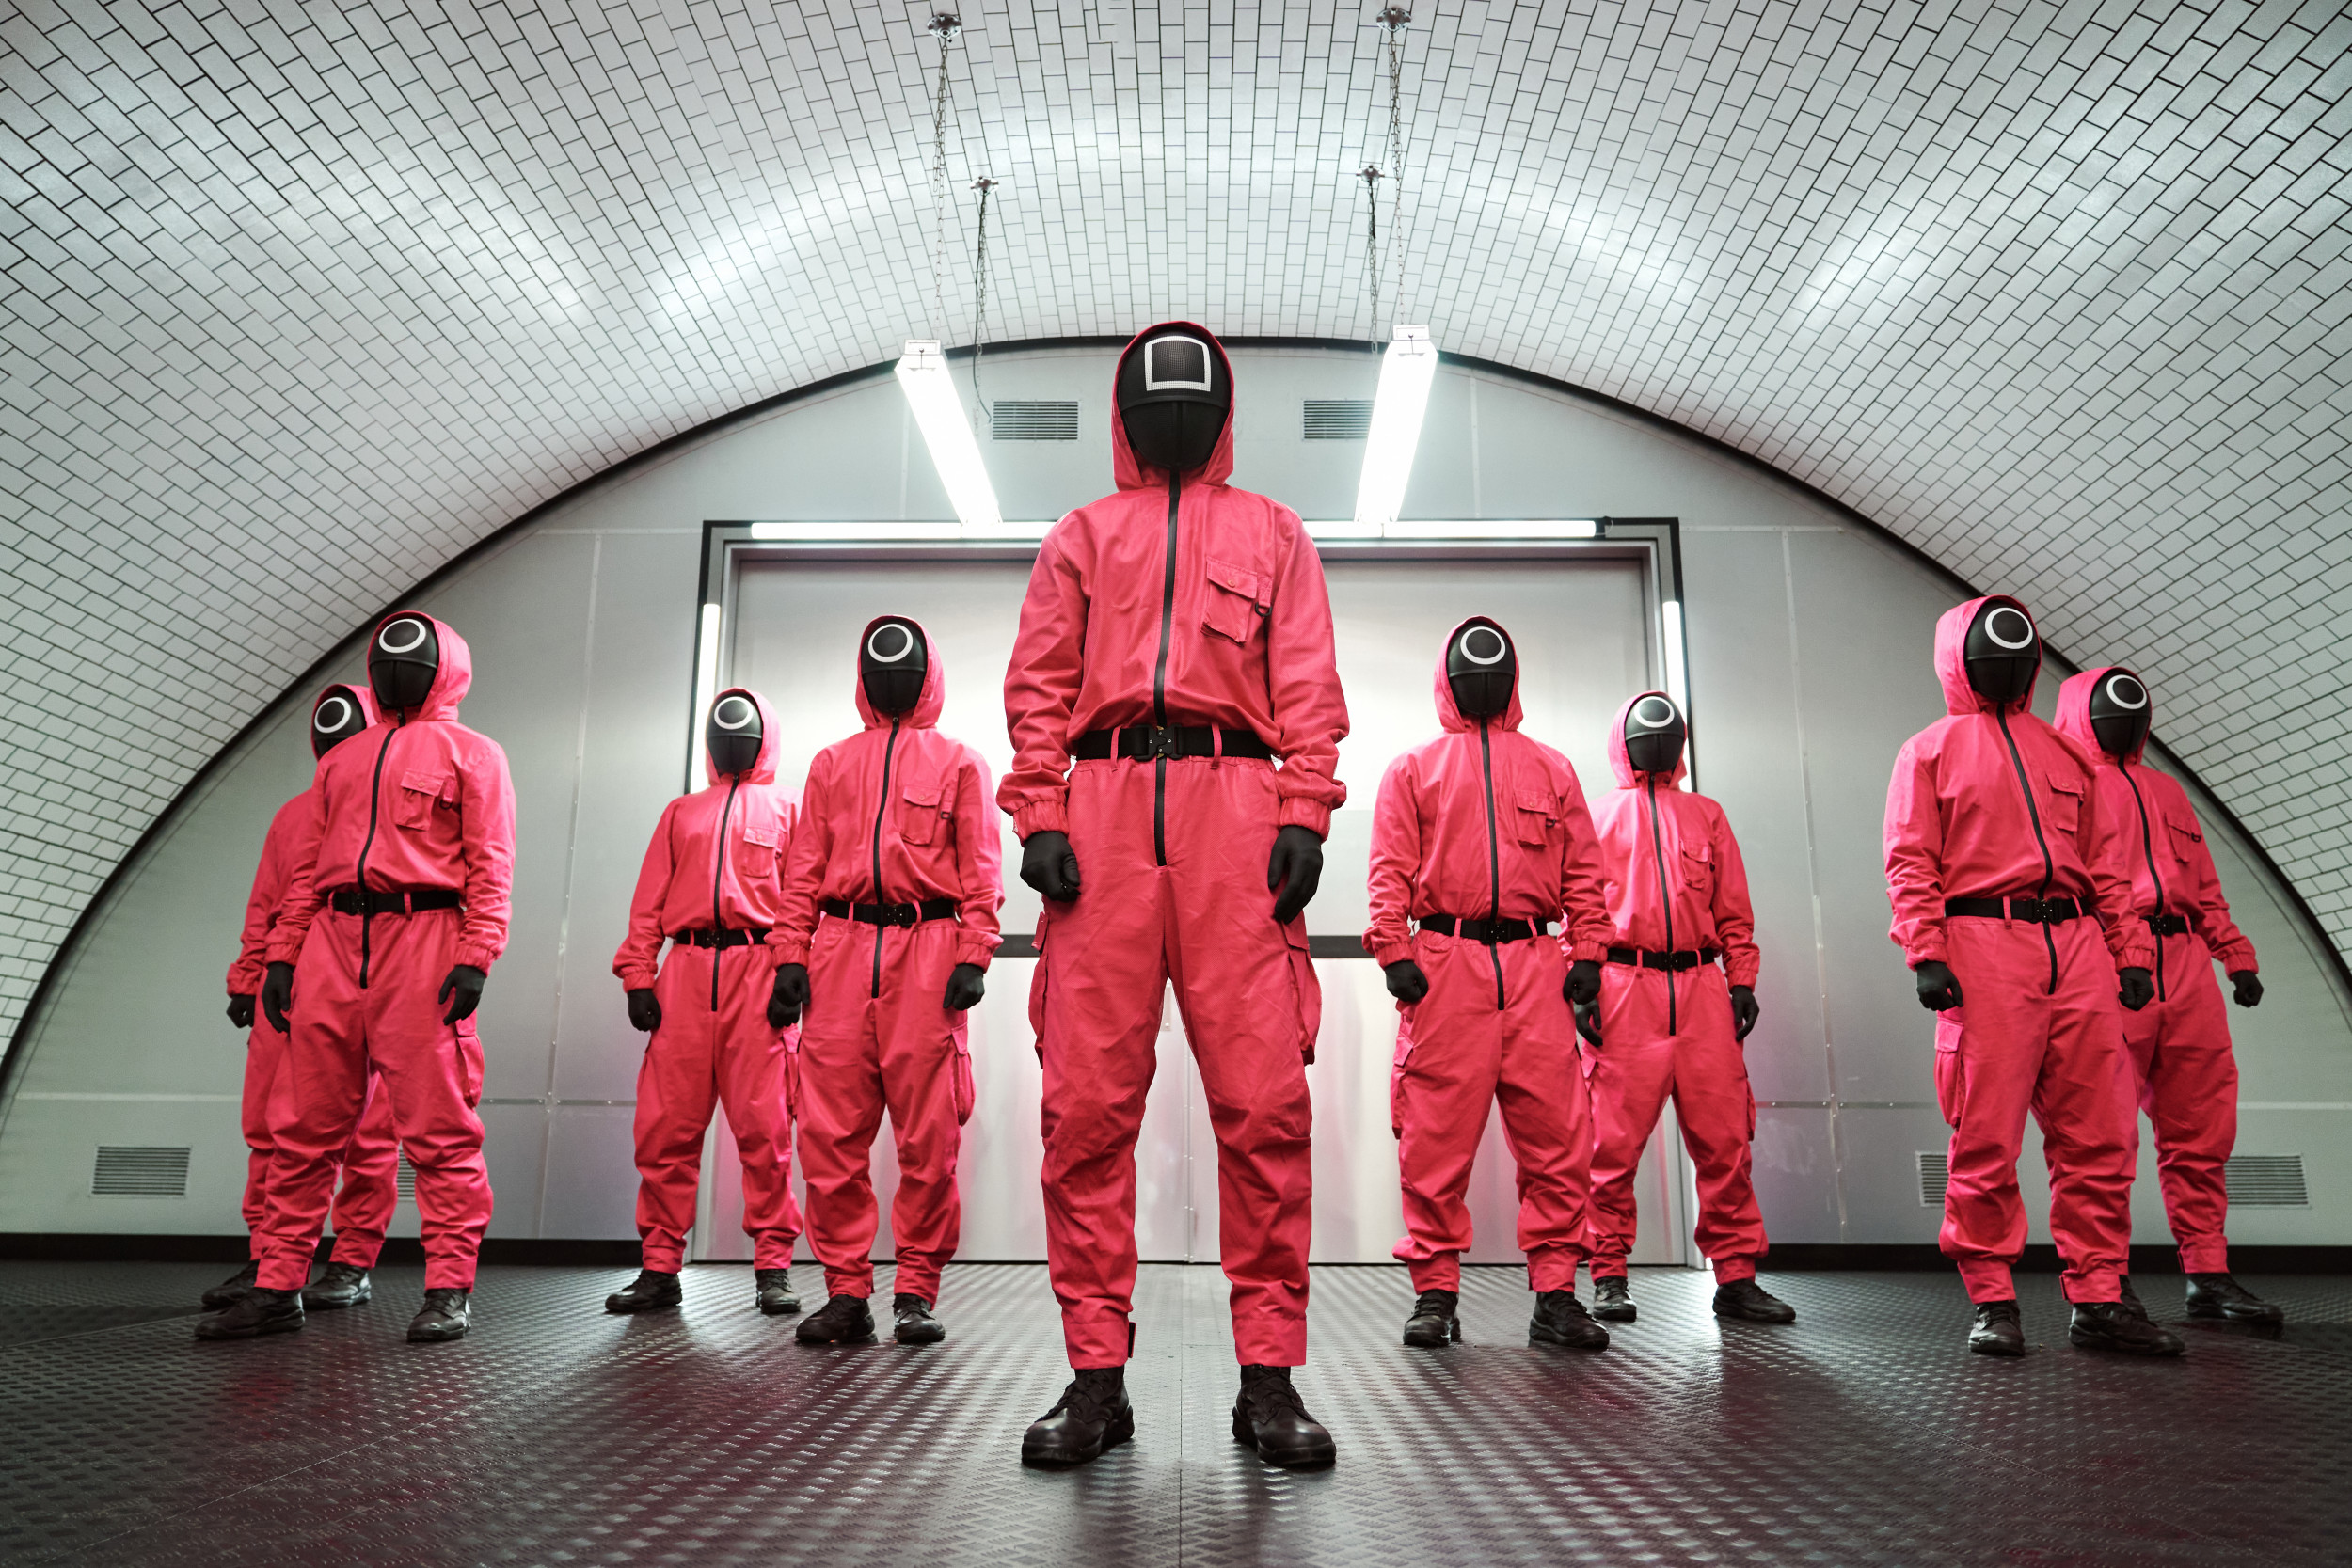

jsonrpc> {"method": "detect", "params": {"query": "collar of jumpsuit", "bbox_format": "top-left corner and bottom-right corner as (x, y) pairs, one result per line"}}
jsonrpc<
(704, 687), (782, 785)
(1109, 322), (1238, 492)
(367, 610), (472, 722)
(1431, 616), (1524, 733)
(850, 615), (946, 731)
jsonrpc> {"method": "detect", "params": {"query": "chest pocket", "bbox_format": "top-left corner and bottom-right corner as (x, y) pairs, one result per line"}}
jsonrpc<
(2167, 819), (2204, 869)
(2042, 773), (2085, 834)
(1202, 558), (1269, 645)
(393, 769), (453, 831)
(898, 773), (946, 847)
(1513, 789), (1559, 847)
(1681, 841), (1714, 893)
(738, 821), (780, 873)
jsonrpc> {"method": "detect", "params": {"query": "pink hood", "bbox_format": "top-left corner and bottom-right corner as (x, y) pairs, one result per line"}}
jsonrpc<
(1432, 616), (1524, 734)
(851, 616), (946, 731)
(372, 610), (471, 721)
(1607, 690), (1689, 788)
(2054, 667), (2148, 765)
(704, 686), (783, 785)
(1109, 322), (1238, 491)
(1933, 594), (2039, 717)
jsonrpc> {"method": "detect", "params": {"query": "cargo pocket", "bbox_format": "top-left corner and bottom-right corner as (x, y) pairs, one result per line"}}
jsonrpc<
(1932, 1010), (1964, 1129)
(1681, 841), (1714, 893)
(898, 772), (944, 846)
(739, 820), (778, 874)
(1388, 1022), (1414, 1139)
(1202, 557), (1269, 644)
(951, 1025), (976, 1126)
(2042, 774), (2084, 835)
(395, 769), (450, 830)
(1514, 789), (1558, 847)
(1282, 918), (1322, 1065)
(1026, 905), (1052, 1065)
(2168, 819), (2204, 872)
(453, 1017), (485, 1109)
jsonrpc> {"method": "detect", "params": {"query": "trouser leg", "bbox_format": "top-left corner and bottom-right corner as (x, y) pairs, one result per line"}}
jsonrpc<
(798, 921), (887, 1300)
(1389, 935), (1504, 1295)
(2033, 923), (2135, 1305)
(242, 1020), (290, 1250)
(1492, 937), (1592, 1292)
(1584, 964), (1675, 1279)
(1935, 921), (2049, 1304)
(873, 922), (970, 1305)
(714, 942), (802, 1271)
(2132, 942), (2237, 1274)
(256, 924), (371, 1291)
(1670, 970), (1768, 1281)
(360, 908), (492, 1291)
(631, 946), (716, 1275)
(326, 1071), (401, 1268)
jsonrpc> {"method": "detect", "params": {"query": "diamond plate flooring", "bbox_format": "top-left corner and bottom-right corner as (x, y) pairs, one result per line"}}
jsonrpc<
(3, 1262), (2346, 1567)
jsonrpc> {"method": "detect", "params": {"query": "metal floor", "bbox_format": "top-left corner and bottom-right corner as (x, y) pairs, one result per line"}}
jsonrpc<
(4, 1261), (2347, 1567)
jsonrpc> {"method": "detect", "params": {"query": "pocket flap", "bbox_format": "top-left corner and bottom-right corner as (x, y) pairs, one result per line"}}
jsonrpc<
(900, 771), (943, 808)
(1206, 557), (1268, 605)
(2168, 820), (2204, 847)
(740, 823), (777, 849)
(1516, 788), (1556, 817)
(2045, 772), (2085, 798)
(1682, 841), (1712, 864)
(401, 768), (453, 803)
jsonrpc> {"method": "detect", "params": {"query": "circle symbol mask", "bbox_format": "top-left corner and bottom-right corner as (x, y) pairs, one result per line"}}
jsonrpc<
(1632, 695), (1677, 730)
(1457, 626), (1507, 665)
(867, 625), (916, 663)
(2103, 673), (2148, 710)
(1982, 606), (2035, 650)
(313, 695), (353, 734)
(713, 695), (756, 730)
(378, 617), (430, 655)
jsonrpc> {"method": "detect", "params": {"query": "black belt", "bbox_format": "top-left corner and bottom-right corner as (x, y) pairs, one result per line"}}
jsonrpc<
(2147, 913), (2189, 936)
(329, 887), (461, 916)
(1071, 725), (1275, 763)
(1946, 896), (2081, 924)
(1607, 945), (1721, 972)
(676, 927), (769, 949)
(821, 897), (959, 928)
(1419, 913), (1549, 944)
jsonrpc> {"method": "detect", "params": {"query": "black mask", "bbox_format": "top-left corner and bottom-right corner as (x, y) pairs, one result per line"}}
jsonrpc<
(1446, 618), (1517, 721)
(2089, 669), (2151, 760)
(861, 617), (928, 717)
(1963, 598), (2040, 706)
(1623, 693), (1686, 776)
(707, 689), (764, 778)
(369, 614), (439, 714)
(310, 685), (370, 759)
(1117, 330), (1230, 476)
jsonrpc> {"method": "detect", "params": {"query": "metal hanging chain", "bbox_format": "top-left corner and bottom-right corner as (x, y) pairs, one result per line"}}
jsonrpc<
(925, 13), (962, 341)
(970, 175), (997, 413)
(1358, 164), (1385, 347)
(1377, 7), (1410, 328)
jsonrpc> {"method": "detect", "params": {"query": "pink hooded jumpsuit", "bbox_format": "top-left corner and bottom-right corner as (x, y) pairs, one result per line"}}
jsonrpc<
(774, 625), (1002, 1306)
(1883, 599), (2152, 1305)
(2055, 670), (2259, 1275)
(1365, 626), (1614, 1294)
(261, 615), (516, 1293)
(228, 686), (399, 1270)
(1585, 693), (1769, 1283)
(613, 688), (803, 1275)
(1002, 325), (1349, 1370)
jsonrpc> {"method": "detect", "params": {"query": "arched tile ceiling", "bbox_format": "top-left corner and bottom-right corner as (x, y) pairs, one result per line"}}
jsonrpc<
(3, 0), (2349, 1037)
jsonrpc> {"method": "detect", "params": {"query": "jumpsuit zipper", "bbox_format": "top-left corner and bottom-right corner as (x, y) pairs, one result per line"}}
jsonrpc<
(352, 714), (404, 989)
(2122, 760), (2167, 1001)
(1646, 777), (1677, 1035)
(869, 720), (901, 1000)
(1478, 721), (1505, 1010)
(1151, 472), (1182, 868)
(710, 776), (739, 1012)
(1994, 706), (2059, 994)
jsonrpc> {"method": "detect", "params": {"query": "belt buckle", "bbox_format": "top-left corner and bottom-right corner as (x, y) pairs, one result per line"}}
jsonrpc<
(1133, 724), (1182, 761)
(1672, 951), (1695, 971)
(2015, 898), (2051, 925)
(887, 903), (916, 928)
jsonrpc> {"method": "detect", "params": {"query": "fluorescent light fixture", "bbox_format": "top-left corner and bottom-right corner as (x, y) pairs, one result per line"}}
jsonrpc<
(748, 520), (961, 542)
(1661, 598), (1692, 789)
(689, 602), (722, 779)
(1303, 518), (1598, 540)
(1352, 325), (1439, 533)
(896, 339), (1004, 532)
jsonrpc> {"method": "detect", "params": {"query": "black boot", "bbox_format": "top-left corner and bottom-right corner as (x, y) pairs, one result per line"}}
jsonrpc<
(303, 1261), (373, 1309)
(2185, 1273), (2285, 1323)
(1968, 1299), (2026, 1356)
(1022, 1368), (1133, 1467)
(795, 1292), (876, 1344)
(1402, 1288), (1459, 1347)
(2117, 1275), (2148, 1320)
(894, 1293), (946, 1344)
(195, 1286), (304, 1340)
(1712, 1278), (1796, 1323)
(605, 1269), (682, 1315)
(1590, 1275), (1636, 1323)
(755, 1268), (801, 1316)
(1232, 1365), (1336, 1468)
(2069, 1298), (2185, 1356)
(1529, 1290), (1610, 1350)
(201, 1259), (261, 1310)
(408, 1288), (472, 1343)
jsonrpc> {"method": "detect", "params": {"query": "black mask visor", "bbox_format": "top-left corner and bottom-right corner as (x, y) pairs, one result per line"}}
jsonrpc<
(310, 685), (370, 759)
(1623, 693), (1687, 776)
(707, 689), (764, 778)
(1117, 331), (1231, 476)
(2089, 669), (2151, 760)
(861, 617), (928, 717)
(1963, 598), (2040, 706)
(369, 614), (439, 714)
(1446, 618), (1517, 721)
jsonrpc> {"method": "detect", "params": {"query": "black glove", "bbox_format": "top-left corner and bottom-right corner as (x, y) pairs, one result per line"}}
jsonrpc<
(438, 964), (486, 1026)
(1730, 985), (1760, 1042)
(2118, 967), (2154, 1012)
(626, 989), (661, 1033)
(1020, 831), (1082, 902)
(226, 994), (255, 1030)
(1267, 825), (1324, 923)
(2230, 970), (2263, 1007)
(1563, 958), (1601, 1008)
(943, 962), (986, 1012)
(1383, 959), (1428, 1004)
(1574, 1002), (1603, 1047)
(260, 961), (295, 1034)
(1914, 960), (1963, 1011)
(770, 963), (809, 1029)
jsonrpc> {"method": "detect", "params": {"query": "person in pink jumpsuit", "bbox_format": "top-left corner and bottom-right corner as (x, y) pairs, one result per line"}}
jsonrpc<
(1004, 325), (1347, 1470)
(204, 682), (400, 1315)
(1582, 691), (1795, 1325)
(605, 687), (804, 1320)
(1366, 617), (1614, 1352)
(201, 611), (516, 1345)
(1883, 595), (2180, 1357)
(2054, 667), (2281, 1324)
(768, 618), (1001, 1348)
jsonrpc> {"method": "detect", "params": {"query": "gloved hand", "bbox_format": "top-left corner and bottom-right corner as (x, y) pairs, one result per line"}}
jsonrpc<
(438, 964), (486, 1025)
(626, 989), (661, 1033)
(1267, 826), (1324, 923)
(2231, 970), (2263, 1008)
(770, 963), (809, 1029)
(1730, 985), (1760, 1042)
(1914, 960), (1963, 1011)
(1383, 959), (1428, 1005)
(1021, 831), (1082, 903)
(226, 994), (255, 1029)
(1574, 1002), (1602, 1047)
(261, 961), (295, 1033)
(2118, 967), (2154, 1012)
(943, 962), (986, 1012)
(1563, 959), (1601, 1008)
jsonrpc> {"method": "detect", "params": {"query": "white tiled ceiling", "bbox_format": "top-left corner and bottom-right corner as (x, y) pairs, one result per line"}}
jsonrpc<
(3, 0), (2348, 1036)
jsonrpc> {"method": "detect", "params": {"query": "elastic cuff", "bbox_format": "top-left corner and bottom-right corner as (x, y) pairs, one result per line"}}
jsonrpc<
(1725, 966), (1761, 990)
(1710, 1256), (1757, 1283)
(952, 941), (995, 970)
(2178, 1241), (2230, 1274)
(1276, 798), (1332, 837)
(1566, 938), (1610, 965)
(1905, 943), (1949, 969)
(770, 940), (811, 967)
(615, 968), (658, 991)
(264, 939), (302, 968)
(1526, 1246), (1581, 1293)
(1011, 800), (1069, 839)
(2219, 953), (2257, 977)
(1406, 1253), (1461, 1294)
(1370, 940), (1413, 969)
(1062, 1310), (1132, 1368)
(1231, 1310), (1307, 1368)
(453, 944), (499, 974)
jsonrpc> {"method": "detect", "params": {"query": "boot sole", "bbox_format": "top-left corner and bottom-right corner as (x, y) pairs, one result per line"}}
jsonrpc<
(1968, 1335), (2026, 1357)
(1022, 1404), (1135, 1467)
(896, 1325), (947, 1344)
(1401, 1318), (1459, 1347)
(303, 1287), (372, 1310)
(2185, 1303), (2285, 1323)
(1713, 1305), (1796, 1324)
(199, 1290), (256, 1310)
(605, 1296), (683, 1315)
(407, 1323), (469, 1342)
(757, 1298), (803, 1317)
(1591, 1305), (1636, 1323)
(1231, 1412), (1336, 1469)
(194, 1313), (304, 1340)
(796, 1329), (878, 1345)
(2067, 1327), (2184, 1356)
(1529, 1325), (1611, 1350)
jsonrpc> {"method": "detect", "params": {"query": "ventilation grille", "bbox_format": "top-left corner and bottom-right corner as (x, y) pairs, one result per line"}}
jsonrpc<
(991, 400), (1078, 440)
(91, 1146), (189, 1197)
(397, 1153), (417, 1203)
(1917, 1151), (1949, 1207)
(1303, 399), (1373, 439)
(2226, 1153), (2308, 1207)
